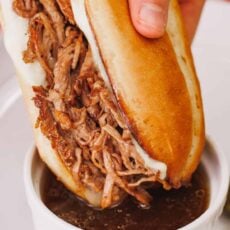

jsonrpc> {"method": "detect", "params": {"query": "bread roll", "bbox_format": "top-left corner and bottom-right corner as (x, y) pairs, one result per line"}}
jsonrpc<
(0, 0), (204, 208)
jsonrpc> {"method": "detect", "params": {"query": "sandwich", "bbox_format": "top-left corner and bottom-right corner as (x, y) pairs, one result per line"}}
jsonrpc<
(0, 0), (205, 208)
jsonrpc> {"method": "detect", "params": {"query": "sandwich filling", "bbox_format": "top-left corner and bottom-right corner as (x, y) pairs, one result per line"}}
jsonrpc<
(12, 0), (170, 208)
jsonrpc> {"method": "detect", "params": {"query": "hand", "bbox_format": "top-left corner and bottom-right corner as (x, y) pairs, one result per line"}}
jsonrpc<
(128, 0), (206, 43)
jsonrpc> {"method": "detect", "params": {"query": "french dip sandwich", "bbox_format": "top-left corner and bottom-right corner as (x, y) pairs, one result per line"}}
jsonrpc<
(0, 0), (205, 208)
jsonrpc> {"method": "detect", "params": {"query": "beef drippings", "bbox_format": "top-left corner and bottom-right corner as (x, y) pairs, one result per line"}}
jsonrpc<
(43, 164), (209, 230)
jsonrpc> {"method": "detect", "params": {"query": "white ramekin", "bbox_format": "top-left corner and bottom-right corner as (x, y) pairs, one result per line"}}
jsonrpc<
(24, 137), (229, 230)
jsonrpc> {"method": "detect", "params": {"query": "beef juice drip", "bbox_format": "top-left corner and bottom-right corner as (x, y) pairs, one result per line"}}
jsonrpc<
(42, 165), (209, 230)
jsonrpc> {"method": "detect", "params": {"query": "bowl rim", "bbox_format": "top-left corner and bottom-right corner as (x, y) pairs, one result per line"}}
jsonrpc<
(180, 136), (229, 229)
(24, 136), (229, 230)
(24, 144), (77, 230)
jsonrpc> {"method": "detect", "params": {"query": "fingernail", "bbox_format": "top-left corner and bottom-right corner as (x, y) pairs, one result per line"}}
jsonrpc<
(139, 3), (166, 30)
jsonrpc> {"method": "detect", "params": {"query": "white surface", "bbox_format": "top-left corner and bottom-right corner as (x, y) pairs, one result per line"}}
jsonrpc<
(193, 0), (230, 164)
(0, 35), (14, 86)
(0, 86), (34, 229)
(192, 1), (230, 228)
(194, 0), (230, 46)
(0, 0), (230, 229)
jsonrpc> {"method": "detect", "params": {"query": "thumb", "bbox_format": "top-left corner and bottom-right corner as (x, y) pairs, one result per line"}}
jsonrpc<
(128, 0), (169, 38)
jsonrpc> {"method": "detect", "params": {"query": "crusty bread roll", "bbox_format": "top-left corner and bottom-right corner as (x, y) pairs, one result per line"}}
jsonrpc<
(0, 0), (204, 208)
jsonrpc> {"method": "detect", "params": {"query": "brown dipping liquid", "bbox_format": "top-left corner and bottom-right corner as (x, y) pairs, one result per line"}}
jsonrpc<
(42, 165), (209, 230)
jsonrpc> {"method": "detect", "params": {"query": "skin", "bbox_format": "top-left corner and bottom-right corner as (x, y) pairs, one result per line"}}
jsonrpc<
(0, 1), (205, 42)
(128, 0), (206, 43)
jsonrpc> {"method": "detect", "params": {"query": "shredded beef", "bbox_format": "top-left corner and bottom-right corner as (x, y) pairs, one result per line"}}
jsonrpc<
(39, 0), (65, 44)
(13, 0), (39, 18)
(56, 0), (75, 25)
(24, 12), (58, 86)
(14, 0), (170, 208)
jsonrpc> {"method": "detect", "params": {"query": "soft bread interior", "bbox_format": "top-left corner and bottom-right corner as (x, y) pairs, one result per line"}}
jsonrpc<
(0, 0), (101, 207)
(83, 0), (205, 186)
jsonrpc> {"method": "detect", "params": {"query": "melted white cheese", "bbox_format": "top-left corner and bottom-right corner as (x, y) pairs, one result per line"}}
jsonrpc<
(1, 1), (45, 86)
(132, 138), (166, 179)
(71, 0), (167, 179)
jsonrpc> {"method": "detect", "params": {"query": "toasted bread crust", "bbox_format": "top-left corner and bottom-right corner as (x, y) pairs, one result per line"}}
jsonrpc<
(167, 0), (205, 183)
(85, 0), (204, 186)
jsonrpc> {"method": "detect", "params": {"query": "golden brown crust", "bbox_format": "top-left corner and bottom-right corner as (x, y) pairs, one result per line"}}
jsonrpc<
(167, 0), (205, 183)
(85, 0), (204, 186)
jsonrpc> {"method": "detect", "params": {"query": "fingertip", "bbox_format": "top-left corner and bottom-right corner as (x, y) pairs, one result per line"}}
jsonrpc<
(134, 20), (166, 39)
(129, 0), (168, 39)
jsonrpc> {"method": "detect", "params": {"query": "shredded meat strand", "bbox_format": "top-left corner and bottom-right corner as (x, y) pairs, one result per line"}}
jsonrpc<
(33, 88), (76, 167)
(24, 12), (58, 86)
(53, 43), (75, 95)
(56, 0), (75, 24)
(39, 0), (65, 44)
(72, 148), (82, 183)
(103, 150), (152, 207)
(13, 0), (38, 18)
(101, 174), (115, 208)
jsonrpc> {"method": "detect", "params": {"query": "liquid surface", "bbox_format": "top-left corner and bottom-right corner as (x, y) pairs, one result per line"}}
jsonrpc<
(43, 165), (209, 230)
